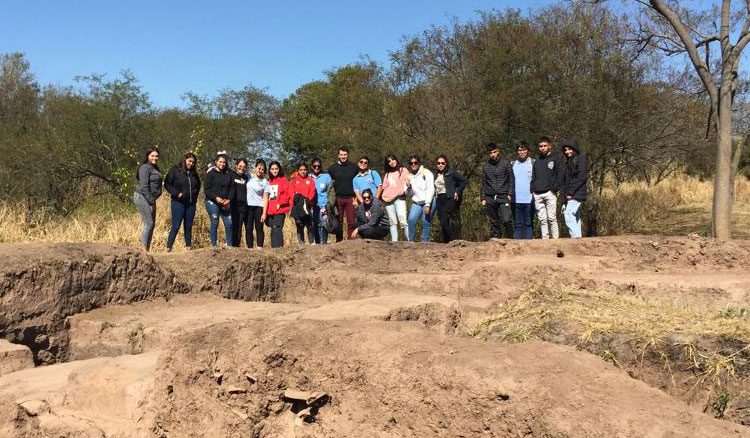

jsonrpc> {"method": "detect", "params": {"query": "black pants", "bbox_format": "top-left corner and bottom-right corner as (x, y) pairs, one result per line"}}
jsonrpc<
(359, 226), (389, 240)
(436, 194), (460, 243)
(266, 214), (285, 248)
(247, 206), (265, 248)
(485, 196), (513, 238)
(231, 204), (249, 247)
(295, 216), (314, 244)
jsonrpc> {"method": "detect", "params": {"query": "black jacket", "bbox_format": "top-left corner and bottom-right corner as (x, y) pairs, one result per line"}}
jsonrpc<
(562, 138), (588, 202)
(204, 168), (234, 203)
(438, 168), (468, 200)
(164, 165), (200, 205)
(531, 151), (562, 194)
(327, 161), (359, 197)
(480, 158), (514, 199)
(355, 199), (390, 232)
(229, 171), (249, 207)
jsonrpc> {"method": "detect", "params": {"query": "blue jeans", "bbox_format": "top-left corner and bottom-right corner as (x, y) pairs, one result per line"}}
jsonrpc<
(313, 205), (328, 244)
(204, 199), (232, 246)
(133, 192), (155, 249)
(407, 199), (436, 242)
(167, 200), (196, 249)
(512, 202), (533, 239)
(564, 199), (582, 238)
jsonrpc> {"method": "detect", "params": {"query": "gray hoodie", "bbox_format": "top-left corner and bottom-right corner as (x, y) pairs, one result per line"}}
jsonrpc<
(136, 163), (163, 205)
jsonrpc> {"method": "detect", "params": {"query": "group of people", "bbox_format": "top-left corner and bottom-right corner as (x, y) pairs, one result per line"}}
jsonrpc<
(132, 137), (587, 252)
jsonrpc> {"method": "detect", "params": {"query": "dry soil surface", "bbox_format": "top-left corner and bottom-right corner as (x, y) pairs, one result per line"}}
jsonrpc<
(0, 236), (749, 437)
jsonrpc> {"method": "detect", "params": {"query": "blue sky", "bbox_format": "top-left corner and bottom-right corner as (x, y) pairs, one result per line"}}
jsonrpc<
(0, 0), (558, 107)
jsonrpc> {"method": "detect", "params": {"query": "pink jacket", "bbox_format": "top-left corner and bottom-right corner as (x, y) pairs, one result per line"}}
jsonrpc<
(381, 167), (409, 202)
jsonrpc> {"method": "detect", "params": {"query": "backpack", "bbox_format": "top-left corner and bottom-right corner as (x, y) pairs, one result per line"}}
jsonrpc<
(290, 193), (311, 220)
(325, 199), (342, 235)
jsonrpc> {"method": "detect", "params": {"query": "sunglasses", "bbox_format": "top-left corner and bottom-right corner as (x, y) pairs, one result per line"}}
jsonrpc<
(409, 161), (419, 165)
(312, 164), (321, 168)
(362, 196), (372, 200)
(436, 162), (447, 165)
(359, 160), (369, 164)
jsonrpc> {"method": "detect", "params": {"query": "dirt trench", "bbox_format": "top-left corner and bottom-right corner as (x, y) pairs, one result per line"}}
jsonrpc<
(1, 236), (750, 437)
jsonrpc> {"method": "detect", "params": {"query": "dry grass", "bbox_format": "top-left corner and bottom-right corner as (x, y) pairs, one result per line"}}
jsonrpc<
(0, 175), (747, 249)
(0, 195), (315, 252)
(598, 175), (750, 238)
(468, 283), (750, 414)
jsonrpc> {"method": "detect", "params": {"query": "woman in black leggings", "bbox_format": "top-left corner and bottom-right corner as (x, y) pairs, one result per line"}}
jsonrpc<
(434, 155), (467, 243)
(245, 159), (269, 250)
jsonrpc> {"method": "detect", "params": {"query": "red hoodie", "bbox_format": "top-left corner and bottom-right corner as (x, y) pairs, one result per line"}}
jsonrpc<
(267, 176), (290, 215)
(290, 174), (316, 203)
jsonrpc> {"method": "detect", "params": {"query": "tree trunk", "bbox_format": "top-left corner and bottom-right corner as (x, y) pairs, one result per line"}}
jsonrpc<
(712, 82), (733, 240)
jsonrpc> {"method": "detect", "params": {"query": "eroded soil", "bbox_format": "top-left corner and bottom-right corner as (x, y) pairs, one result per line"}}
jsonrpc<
(1, 236), (749, 437)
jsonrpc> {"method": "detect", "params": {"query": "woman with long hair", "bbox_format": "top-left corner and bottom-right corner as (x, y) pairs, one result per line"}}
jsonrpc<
(133, 146), (162, 251)
(230, 159), (249, 247)
(434, 155), (467, 243)
(406, 154), (436, 242)
(290, 162), (316, 245)
(164, 152), (200, 251)
(204, 152), (234, 247)
(561, 138), (588, 238)
(265, 161), (290, 248)
(246, 159), (269, 250)
(310, 158), (332, 244)
(381, 154), (410, 241)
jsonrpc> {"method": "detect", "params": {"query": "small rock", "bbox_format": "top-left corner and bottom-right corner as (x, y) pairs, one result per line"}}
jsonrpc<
(244, 373), (257, 384)
(227, 386), (247, 394)
(19, 400), (48, 416)
(231, 408), (249, 421)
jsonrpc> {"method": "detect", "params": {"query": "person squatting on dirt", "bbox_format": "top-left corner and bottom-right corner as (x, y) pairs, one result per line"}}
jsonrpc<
(531, 136), (562, 239)
(229, 159), (249, 247)
(290, 163), (317, 245)
(406, 155), (436, 242)
(204, 152), (234, 247)
(245, 159), (269, 250)
(163, 152), (200, 251)
(133, 146), (162, 252)
(561, 138), (588, 239)
(327, 147), (360, 242)
(381, 154), (410, 242)
(266, 161), (290, 248)
(512, 142), (534, 239)
(435, 155), (467, 243)
(310, 158), (332, 244)
(481, 142), (515, 239)
(351, 188), (390, 240)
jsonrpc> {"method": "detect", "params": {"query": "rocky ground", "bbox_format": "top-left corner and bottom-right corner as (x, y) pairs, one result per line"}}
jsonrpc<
(1, 236), (749, 437)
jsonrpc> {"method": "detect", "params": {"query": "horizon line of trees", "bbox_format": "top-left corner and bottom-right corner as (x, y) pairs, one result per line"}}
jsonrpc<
(1, 2), (748, 236)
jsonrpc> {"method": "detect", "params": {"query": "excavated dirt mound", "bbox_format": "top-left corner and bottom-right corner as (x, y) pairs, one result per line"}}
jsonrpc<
(0, 244), (186, 364)
(0, 236), (750, 437)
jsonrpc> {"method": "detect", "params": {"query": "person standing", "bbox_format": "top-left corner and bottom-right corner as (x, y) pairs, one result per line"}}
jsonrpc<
(512, 142), (534, 239)
(434, 155), (467, 243)
(351, 189), (390, 240)
(352, 156), (382, 203)
(290, 162), (316, 245)
(531, 136), (562, 239)
(561, 138), (588, 238)
(381, 154), (410, 241)
(406, 155), (436, 242)
(229, 159), (249, 247)
(204, 153), (234, 247)
(480, 143), (515, 239)
(246, 159), (269, 250)
(133, 146), (162, 252)
(164, 152), (200, 251)
(265, 161), (290, 248)
(327, 147), (359, 242)
(310, 158), (332, 244)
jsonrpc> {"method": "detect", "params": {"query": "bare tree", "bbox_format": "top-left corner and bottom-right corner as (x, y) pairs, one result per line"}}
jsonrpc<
(602, 0), (750, 239)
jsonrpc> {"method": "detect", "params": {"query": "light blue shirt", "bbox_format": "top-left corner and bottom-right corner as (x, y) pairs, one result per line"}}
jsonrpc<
(312, 173), (332, 208)
(352, 170), (382, 198)
(512, 159), (534, 204)
(246, 175), (268, 207)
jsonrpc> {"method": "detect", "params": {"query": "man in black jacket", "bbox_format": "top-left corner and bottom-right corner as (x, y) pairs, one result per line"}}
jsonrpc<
(561, 138), (588, 238)
(480, 143), (515, 239)
(327, 147), (359, 242)
(531, 136), (562, 239)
